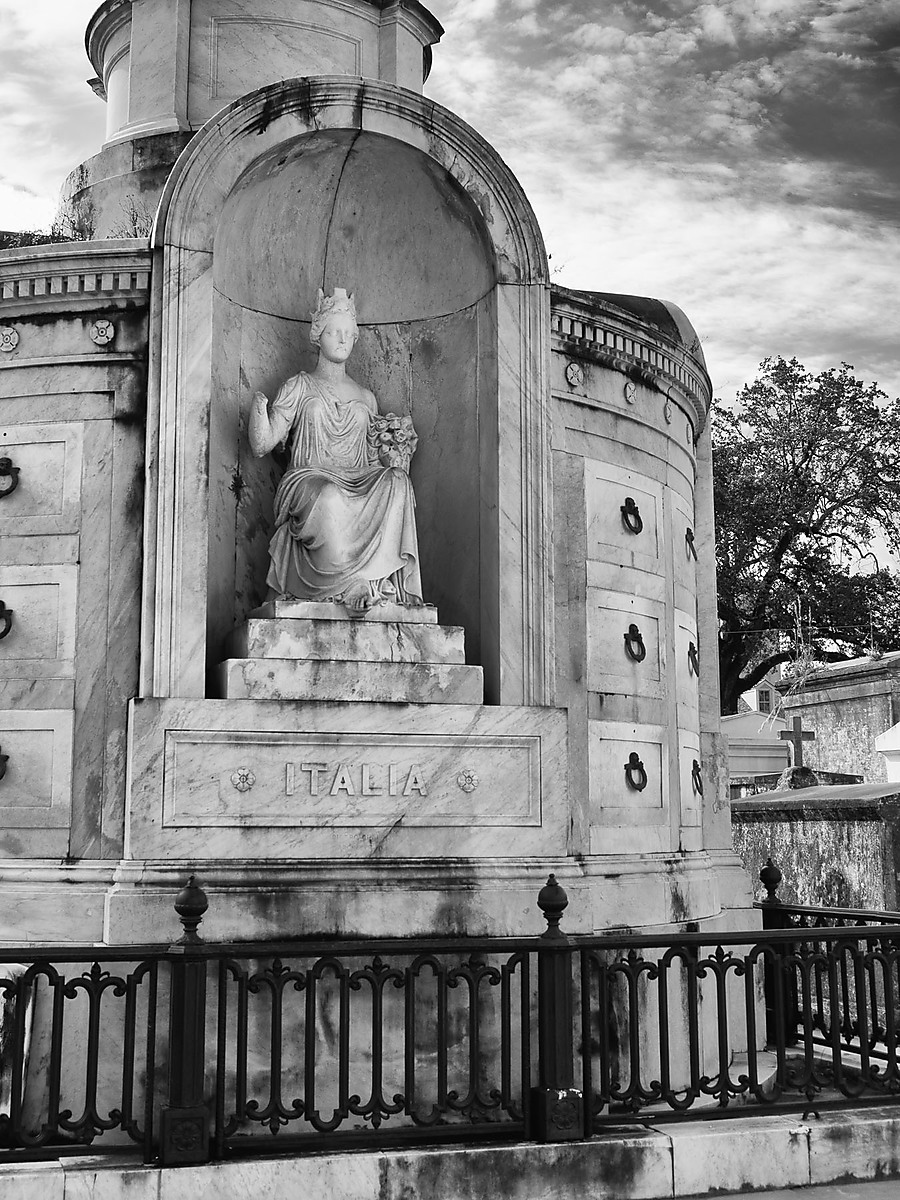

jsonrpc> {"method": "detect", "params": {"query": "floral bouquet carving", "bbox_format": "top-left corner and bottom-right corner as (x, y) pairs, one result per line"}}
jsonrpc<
(368, 412), (418, 473)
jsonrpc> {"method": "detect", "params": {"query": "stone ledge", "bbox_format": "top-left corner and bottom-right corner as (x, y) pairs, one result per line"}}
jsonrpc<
(0, 240), (151, 318)
(227, 617), (465, 664)
(7, 1107), (900, 1199)
(214, 658), (484, 704)
(251, 599), (439, 624)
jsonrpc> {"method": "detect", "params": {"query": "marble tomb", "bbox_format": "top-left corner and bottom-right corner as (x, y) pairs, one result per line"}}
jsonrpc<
(0, 0), (753, 947)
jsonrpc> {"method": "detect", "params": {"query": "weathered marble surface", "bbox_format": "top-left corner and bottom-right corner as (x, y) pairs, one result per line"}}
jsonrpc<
(108, 856), (586, 941)
(215, 658), (483, 703)
(668, 1115), (810, 1196)
(0, 710), (73, 859)
(228, 618), (464, 663)
(125, 698), (567, 865)
(86, 0), (443, 145)
(0, 565), (77, 678)
(8, 1107), (900, 1198)
(252, 599), (439, 624)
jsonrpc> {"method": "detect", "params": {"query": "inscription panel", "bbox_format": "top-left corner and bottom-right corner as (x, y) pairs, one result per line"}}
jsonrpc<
(163, 731), (541, 828)
(127, 699), (568, 861)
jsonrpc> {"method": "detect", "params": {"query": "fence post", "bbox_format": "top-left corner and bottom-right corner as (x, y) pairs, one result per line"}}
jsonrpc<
(159, 875), (210, 1167)
(759, 858), (798, 1046)
(532, 873), (584, 1142)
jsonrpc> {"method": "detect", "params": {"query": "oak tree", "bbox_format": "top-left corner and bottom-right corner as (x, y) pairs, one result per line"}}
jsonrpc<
(713, 356), (900, 714)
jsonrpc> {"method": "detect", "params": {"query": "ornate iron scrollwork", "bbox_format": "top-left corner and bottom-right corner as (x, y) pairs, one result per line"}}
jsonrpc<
(0, 748), (7, 782)
(623, 623), (646, 662)
(624, 752), (648, 792)
(691, 759), (703, 795)
(620, 496), (643, 534)
(685, 527), (698, 560)
(0, 602), (11, 640)
(0, 458), (20, 499)
(688, 641), (700, 675)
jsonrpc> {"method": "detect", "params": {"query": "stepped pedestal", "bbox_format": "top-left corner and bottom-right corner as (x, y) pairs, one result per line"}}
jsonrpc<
(215, 600), (484, 704)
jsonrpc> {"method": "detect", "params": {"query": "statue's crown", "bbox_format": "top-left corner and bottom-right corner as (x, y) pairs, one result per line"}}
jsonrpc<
(311, 287), (357, 323)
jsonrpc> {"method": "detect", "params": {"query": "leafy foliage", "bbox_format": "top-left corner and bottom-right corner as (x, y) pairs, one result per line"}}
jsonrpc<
(714, 356), (900, 714)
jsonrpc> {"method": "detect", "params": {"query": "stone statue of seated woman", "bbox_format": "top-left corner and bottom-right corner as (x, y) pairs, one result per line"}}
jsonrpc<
(249, 288), (426, 613)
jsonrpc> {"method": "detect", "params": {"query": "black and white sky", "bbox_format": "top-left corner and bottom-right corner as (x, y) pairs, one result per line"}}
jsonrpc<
(1, 0), (898, 400)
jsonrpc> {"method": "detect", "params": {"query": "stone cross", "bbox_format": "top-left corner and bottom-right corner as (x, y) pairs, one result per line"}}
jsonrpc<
(779, 715), (815, 767)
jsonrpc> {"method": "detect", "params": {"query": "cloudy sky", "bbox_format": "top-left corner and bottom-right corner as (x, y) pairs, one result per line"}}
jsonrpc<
(1, 0), (898, 400)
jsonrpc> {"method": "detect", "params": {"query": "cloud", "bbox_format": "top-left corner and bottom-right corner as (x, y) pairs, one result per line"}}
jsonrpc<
(1, 0), (897, 402)
(427, 0), (900, 398)
(0, 0), (105, 229)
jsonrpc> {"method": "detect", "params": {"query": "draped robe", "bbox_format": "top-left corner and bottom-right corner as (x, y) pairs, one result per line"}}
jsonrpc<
(266, 372), (423, 603)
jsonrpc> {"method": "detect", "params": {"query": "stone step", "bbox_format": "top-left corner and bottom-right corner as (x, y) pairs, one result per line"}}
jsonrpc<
(227, 618), (465, 664)
(251, 599), (439, 624)
(214, 658), (484, 704)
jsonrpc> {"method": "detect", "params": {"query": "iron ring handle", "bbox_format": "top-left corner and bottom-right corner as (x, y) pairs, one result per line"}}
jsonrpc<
(624, 752), (648, 792)
(620, 496), (643, 535)
(0, 602), (12, 640)
(691, 759), (703, 796)
(624, 623), (646, 663)
(688, 641), (700, 675)
(0, 457), (20, 499)
(685, 527), (698, 560)
(0, 749), (7, 783)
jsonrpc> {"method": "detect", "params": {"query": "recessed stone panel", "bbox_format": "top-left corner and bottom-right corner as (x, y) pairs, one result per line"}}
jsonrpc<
(209, 19), (363, 103)
(679, 731), (703, 829)
(586, 587), (665, 698)
(0, 423), (83, 536)
(675, 610), (701, 729)
(584, 461), (662, 571)
(0, 709), (73, 830)
(588, 720), (667, 812)
(0, 565), (77, 678)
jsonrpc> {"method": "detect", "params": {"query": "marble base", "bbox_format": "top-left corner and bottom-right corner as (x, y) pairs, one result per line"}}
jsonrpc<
(214, 658), (484, 703)
(226, 617), (465, 664)
(251, 599), (439, 624)
(125, 698), (567, 863)
(11, 1106), (900, 1199)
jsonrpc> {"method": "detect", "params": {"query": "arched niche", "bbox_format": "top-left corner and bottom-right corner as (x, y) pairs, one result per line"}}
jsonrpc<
(142, 77), (553, 707)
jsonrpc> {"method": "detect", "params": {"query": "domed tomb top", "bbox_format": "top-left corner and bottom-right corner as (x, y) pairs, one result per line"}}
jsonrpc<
(556, 286), (707, 370)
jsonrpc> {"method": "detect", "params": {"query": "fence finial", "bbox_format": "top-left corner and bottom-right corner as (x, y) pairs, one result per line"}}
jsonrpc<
(759, 857), (783, 906)
(174, 874), (209, 944)
(537, 873), (568, 940)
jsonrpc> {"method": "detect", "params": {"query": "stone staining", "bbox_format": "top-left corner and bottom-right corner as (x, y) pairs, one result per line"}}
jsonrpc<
(249, 288), (426, 615)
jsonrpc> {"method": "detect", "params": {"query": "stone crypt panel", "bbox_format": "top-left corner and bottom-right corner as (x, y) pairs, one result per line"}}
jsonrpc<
(126, 699), (567, 860)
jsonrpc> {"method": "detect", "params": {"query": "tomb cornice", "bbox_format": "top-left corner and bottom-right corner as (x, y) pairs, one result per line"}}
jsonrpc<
(776, 654), (900, 697)
(0, 239), (151, 319)
(550, 289), (711, 432)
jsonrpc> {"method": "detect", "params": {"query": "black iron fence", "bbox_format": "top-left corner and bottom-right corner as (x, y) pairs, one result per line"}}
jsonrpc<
(2, 868), (900, 1168)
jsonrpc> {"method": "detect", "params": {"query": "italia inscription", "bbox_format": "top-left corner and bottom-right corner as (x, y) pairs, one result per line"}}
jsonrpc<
(162, 731), (540, 829)
(284, 762), (428, 797)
